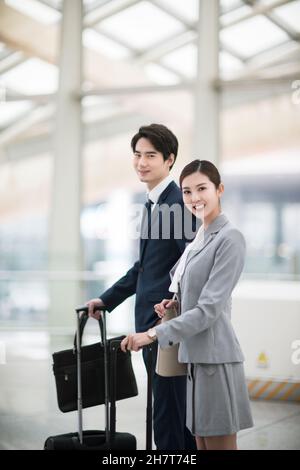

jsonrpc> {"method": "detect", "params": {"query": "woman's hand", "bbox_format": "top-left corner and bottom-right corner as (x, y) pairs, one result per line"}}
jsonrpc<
(121, 333), (153, 352)
(154, 298), (178, 318)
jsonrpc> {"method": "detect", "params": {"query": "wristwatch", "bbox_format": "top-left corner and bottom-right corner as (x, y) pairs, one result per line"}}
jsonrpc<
(147, 327), (157, 342)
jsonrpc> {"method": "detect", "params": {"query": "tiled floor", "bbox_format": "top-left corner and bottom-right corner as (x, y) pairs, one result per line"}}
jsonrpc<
(0, 330), (299, 450)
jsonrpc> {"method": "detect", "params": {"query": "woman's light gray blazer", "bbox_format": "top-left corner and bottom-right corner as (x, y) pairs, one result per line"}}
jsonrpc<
(155, 213), (246, 364)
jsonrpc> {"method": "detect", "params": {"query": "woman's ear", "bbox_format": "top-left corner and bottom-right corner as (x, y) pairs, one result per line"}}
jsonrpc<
(218, 182), (224, 197)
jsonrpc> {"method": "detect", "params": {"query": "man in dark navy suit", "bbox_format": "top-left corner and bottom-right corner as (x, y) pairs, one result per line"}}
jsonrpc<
(86, 124), (196, 450)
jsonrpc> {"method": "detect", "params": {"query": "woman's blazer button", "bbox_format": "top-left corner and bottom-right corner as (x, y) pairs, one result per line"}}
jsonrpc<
(168, 340), (173, 346)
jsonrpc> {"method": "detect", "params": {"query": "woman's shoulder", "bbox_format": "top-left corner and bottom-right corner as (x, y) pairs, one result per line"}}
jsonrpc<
(219, 221), (246, 248)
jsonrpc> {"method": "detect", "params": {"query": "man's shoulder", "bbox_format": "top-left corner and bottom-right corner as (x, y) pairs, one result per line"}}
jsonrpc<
(162, 181), (183, 204)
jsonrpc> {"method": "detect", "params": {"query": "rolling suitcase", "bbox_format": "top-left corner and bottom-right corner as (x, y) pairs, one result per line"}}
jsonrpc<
(44, 306), (137, 450)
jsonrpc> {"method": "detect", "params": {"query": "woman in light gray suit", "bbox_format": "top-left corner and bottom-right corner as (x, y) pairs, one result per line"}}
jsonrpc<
(121, 160), (253, 450)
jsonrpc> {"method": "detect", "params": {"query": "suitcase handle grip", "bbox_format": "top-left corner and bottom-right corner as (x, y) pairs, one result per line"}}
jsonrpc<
(75, 305), (106, 314)
(73, 308), (106, 353)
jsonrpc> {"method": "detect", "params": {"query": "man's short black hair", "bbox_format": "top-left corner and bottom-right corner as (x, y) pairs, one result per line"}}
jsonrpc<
(131, 123), (178, 170)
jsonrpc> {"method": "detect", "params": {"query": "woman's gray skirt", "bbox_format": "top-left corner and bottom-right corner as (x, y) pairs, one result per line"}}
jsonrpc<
(186, 362), (254, 437)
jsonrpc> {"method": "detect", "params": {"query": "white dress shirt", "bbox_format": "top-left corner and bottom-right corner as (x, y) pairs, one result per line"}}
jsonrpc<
(147, 174), (173, 212)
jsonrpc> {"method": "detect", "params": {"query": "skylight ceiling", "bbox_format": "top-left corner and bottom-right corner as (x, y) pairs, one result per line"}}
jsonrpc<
(4, 0), (61, 24)
(0, 101), (34, 129)
(273, 0), (300, 33)
(160, 43), (197, 80)
(219, 51), (244, 74)
(0, 0), (299, 91)
(99, 1), (185, 51)
(0, 58), (58, 95)
(157, 0), (199, 23)
(0, 43), (13, 64)
(220, 3), (253, 27)
(144, 62), (181, 85)
(220, 0), (244, 13)
(83, 28), (130, 59)
(220, 14), (289, 58)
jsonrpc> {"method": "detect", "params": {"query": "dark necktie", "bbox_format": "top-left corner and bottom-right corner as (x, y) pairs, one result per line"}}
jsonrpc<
(145, 198), (153, 239)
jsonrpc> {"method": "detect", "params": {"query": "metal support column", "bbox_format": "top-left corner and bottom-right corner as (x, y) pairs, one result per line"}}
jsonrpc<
(193, 0), (220, 165)
(49, 0), (83, 330)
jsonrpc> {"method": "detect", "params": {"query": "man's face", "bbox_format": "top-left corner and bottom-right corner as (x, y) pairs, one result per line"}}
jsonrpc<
(133, 137), (174, 190)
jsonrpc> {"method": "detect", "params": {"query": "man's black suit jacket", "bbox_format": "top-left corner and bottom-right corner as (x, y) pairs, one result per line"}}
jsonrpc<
(100, 181), (196, 332)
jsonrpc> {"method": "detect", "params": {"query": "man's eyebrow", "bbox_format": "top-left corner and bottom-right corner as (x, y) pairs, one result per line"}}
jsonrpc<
(134, 150), (158, 154)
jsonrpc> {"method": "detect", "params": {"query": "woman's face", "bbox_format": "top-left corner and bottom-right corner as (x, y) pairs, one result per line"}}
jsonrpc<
(181, 171), (224, 222)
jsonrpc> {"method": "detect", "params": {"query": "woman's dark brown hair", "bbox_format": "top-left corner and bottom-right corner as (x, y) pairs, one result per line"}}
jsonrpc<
(179, 159), (221, 189)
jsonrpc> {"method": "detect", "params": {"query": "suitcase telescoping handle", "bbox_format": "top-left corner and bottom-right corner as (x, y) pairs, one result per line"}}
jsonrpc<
(75, 305), (108, 445)
(146, 344), (154, 451)
(73, 307), (105, 351)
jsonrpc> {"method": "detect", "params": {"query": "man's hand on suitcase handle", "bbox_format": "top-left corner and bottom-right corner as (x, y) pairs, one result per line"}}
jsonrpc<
(121, 332), (154, 353)
(85, 298), (106, 320)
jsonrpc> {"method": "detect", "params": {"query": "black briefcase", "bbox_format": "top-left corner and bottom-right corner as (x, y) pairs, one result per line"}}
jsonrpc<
(52, 313), (138, 412)
(44, 306), (137, 450)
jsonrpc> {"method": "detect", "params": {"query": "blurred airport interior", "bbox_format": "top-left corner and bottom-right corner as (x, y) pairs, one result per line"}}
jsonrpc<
(0, 0), (300, 449)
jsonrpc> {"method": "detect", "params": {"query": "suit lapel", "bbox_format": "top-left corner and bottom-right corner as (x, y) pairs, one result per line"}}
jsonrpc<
(149, 203), (160, 238)
(139, 181), (177, 264)
(183, 214), (229, 271)
(184, 233), (214, 269)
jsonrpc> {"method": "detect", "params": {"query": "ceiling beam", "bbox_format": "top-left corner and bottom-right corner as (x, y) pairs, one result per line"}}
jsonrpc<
(216, 74), (300, 88)
(243, 0), (300, 42)
(4, 91), (54, 102)
(222, 0), (294, 29)
(0, 50), (27, 75)
(0, 103), (54, 147)
(244, 39), (300, 73)
(1, 111), (149, 163)
(84, 0), (141, 28)
(84, 0), (108, 14)
(38, 0), (62, 11)
(82, 82), (193, 97)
